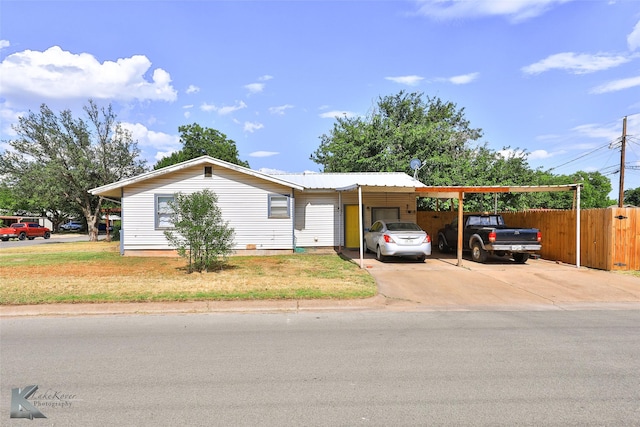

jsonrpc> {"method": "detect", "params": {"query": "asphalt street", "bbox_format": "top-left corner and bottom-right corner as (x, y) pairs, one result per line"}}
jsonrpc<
(0, 233), (98, 249)
(1, 310), (639, 426)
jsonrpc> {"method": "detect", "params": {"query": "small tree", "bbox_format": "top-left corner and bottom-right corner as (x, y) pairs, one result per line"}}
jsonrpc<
(163, 189), (235, 273)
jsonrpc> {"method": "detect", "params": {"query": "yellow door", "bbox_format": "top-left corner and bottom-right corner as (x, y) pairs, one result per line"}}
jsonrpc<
(344, 205), (361, 248)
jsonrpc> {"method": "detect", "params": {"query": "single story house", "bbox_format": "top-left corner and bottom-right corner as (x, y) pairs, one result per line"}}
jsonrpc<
(89, 156), (427, 256)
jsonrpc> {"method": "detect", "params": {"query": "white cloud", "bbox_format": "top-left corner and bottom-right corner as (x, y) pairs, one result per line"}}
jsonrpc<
(184, 111), (191, 119)
(199, 100), (247, 115)
(245, 76), (273, 95)
(186, 85), (200, 94)
(0, 46), (177, 102)
(259, 167), (288, 174)
(628, 20), (640, 51)
(528, 149), (556, 160)
(244, 121), (264, 133)
(414, 0), (573, 23)
(219, 101), (247, 115)
(448, 72), (479, 84)
(200, 102), (217, 112)
(522, 52), (634, 75)
(0, 104), (24, 136)
(571, 123), (621, 141)
(319, 110), (357, 119)
(154, 150), (178, 161)
(500, 147), (560, 160)
(385, 75), (424, 86)
(269, 104), (294, 115)
(591, 74), (640, 94)
(0, 40), (10, 50)
(120, 122), (180, 150)
(245, 82), (265, 94)
(250, 151), (279, 158)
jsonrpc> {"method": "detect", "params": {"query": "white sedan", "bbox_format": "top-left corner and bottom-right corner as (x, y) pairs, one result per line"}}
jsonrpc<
(363, 220), (432, 262)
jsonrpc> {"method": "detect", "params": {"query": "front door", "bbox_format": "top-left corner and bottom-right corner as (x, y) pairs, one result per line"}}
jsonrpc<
(344, 205), (361, 248)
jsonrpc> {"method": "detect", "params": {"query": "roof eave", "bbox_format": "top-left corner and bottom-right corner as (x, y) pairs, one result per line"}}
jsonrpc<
(89, 156), (304, 197)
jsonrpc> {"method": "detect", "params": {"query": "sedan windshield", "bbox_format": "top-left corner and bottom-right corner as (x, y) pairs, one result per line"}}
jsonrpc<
(386, 222), (422, 231)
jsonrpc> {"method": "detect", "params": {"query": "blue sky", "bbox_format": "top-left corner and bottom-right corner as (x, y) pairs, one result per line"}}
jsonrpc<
(1, 0), (639, 197)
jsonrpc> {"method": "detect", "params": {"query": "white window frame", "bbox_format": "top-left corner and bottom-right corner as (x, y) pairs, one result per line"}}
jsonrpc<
(268, 194), (290, 219)
(155, 194), (175, 229)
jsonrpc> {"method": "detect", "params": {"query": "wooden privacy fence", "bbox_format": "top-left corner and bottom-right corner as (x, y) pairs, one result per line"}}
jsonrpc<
(417, 207), (639, 271)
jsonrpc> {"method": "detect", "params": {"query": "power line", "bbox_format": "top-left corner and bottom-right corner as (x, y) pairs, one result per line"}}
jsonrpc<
(547, 141), (612, 171)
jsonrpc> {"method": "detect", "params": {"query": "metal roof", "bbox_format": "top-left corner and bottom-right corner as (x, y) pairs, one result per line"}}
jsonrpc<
(269, 172), (425, 192)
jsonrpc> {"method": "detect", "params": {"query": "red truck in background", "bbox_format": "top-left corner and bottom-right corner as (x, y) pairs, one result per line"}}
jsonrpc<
(0, 222), (51, 241)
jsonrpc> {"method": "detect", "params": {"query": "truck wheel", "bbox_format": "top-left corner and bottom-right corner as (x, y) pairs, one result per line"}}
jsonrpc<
(471, 242), (487, 263)
(18, 232), (26, 241)
(44, 232), (51, 239)
(513, 253), (529, 264)
(437, 234), (448, 253)
(376, 246), (387, 262)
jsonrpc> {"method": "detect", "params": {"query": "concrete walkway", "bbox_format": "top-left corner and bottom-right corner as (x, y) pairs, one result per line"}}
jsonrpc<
(1, 252), (639, 317)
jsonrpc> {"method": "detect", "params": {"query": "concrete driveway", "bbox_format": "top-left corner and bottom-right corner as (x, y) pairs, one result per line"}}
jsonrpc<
(343, 250), (640, 311)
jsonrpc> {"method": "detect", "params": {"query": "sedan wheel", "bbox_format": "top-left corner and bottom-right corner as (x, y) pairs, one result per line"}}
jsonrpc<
(376, 246), (386, 262)
(363, 239), (370, 254)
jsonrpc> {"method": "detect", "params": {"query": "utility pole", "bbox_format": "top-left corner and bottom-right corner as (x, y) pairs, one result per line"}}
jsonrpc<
(618, 116), (627, 207)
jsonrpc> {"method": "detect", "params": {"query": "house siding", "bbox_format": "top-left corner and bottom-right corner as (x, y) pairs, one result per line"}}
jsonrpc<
(121, 164), (295, 252)
(293, 191), (419, 248)
(294, 192), (339, 247)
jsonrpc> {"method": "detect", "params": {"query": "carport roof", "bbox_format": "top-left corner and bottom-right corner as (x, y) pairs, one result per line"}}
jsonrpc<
(416, 184), (581, 198)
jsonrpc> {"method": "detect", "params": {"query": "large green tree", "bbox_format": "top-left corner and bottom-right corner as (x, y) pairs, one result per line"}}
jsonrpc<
(154, 123), (249, 169)
(311, 91), (615, 211)
(311, 91), (483, 183)
(0, 100), (147, 241)
(311, 91), (540, 211)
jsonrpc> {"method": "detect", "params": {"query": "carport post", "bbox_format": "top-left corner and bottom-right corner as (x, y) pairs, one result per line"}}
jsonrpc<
(358, 185), (364, 268)
(576, 184), (581, 269)
(457, 191), (464, 267)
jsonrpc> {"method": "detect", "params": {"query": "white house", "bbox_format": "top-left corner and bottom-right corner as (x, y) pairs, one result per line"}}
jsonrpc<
(89, 156), (427, 256)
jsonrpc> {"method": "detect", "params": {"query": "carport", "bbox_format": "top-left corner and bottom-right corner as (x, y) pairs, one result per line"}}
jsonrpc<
(413, 184), (582, 268)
